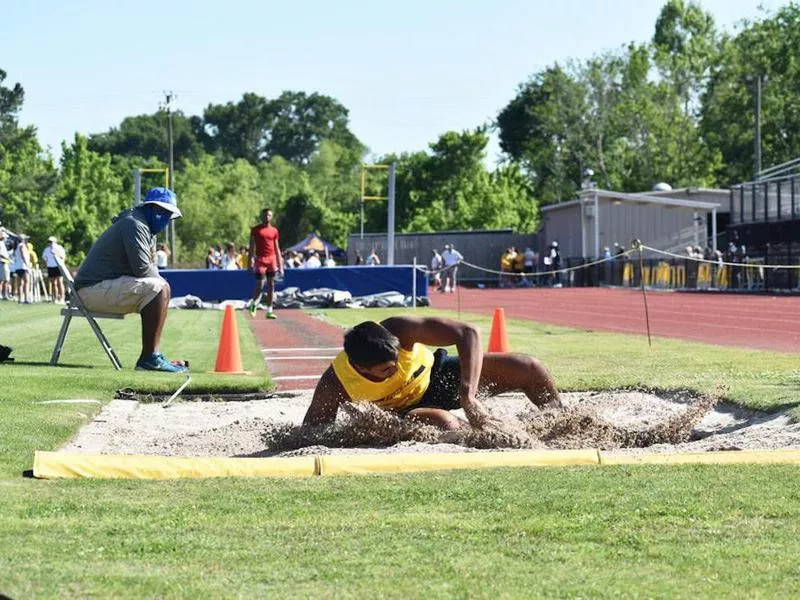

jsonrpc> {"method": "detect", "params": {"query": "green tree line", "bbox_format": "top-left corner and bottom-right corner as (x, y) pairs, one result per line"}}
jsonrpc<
(2, 1), (800, 263)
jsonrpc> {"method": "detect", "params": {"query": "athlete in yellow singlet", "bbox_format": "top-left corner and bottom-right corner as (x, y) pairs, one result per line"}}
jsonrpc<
(303, 316), (561, 431)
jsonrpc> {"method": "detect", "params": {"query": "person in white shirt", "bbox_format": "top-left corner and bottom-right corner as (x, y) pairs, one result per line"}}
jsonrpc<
(0, 230), (11, 300)
(324, 256), (336, 267)
(430, 249), (443, 290)
(221, 242), (240, 270)
(366, 248), (381, 266)
(42, 236), (67, 304)
(155, 243), (170, 270)
(12, 236), (32, 303)
(440, 244), (463, 293)
(305, 251), (322, 268)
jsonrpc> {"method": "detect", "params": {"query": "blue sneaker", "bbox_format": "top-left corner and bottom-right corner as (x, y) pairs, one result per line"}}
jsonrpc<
(136, 352), (188, 373)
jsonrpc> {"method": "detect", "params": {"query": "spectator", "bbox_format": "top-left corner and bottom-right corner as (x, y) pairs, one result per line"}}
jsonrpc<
(74, 187), (187, 372)
(214, 244), (223, 266)
(366, 248), (381, 266)
(42, 236), (67, 304)
(205, 248), (220, 270)
(0, 230), (12, 300)
(155, 243), (170, 269)
(512, 246), (525, 286)
(500, 247), (516, 288)
(27, 238), (43, 301)
(237, 246), (249, 269)
(221, 242), (240, 270)
(521, 247), (538, 287)
(430, 249), (443, 290)
(441, 243), (463, 293)
(354, 250), (364, 265)
(306, 250), (322, 269)
(612, 242), (625, 285)
(248, 208), (284, 320)
(548, 241), (562, 288)
(12, 235), (32, 303)
(324, 255), (336, 268)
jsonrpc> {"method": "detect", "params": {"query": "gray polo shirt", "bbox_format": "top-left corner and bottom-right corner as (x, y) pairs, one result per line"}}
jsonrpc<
(75, 208), (159, 289)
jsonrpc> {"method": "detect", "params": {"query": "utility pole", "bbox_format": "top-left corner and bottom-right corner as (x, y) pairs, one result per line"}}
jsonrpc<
(162, 91), (177, 264)
(755, 75), (762, 179)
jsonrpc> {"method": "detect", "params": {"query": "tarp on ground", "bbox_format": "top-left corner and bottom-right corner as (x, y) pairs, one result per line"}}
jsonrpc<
(285, 232), (345, 257)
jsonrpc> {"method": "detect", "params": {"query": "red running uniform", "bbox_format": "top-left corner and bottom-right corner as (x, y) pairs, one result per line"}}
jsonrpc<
(251, 224), (280, 275)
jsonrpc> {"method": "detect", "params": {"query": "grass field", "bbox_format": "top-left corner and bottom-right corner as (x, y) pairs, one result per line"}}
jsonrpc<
(2, 302), (800, 598)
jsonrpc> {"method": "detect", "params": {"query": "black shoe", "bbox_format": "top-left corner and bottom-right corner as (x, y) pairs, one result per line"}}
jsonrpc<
(0, 345), (14, 363)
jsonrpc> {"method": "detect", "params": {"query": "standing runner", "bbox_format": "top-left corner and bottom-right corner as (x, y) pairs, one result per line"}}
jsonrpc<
(248, 208), (283, 319)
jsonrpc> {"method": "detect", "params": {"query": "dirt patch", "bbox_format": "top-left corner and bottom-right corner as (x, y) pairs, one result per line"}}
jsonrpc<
(61, 389), (800, 458)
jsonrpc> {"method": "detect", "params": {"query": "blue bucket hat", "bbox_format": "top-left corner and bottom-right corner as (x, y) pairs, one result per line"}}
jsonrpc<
(143, 188), (182, 220)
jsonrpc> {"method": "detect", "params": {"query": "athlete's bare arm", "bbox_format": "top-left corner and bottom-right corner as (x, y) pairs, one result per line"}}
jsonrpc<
(303, 366), (350, 426)
(274, 237), (284, 275)
(381, 316), (489, 426)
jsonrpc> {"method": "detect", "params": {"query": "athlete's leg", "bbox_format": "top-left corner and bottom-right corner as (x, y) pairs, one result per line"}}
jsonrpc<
(405, 407), (463, 430)
(478, 353), (561, 408)
(265, 272), (276, 308)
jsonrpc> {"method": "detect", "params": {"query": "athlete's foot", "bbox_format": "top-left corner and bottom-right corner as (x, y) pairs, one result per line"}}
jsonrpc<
(266, 312), (277, 320)
(248, 302), (257, 318)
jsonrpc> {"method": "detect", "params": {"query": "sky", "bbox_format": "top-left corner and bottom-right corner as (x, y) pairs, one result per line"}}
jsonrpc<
(2, 0), (782, 165)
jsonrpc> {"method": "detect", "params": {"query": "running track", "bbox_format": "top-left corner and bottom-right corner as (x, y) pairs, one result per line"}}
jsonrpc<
(250, 288), (798, 392)
(431, 288), (800, 354)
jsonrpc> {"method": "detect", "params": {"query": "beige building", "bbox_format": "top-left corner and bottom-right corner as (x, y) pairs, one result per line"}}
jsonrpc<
(540, 187), (729, 258)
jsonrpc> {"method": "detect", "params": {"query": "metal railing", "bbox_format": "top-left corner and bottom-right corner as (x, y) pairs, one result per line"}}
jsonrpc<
(730, 173), (800, 225)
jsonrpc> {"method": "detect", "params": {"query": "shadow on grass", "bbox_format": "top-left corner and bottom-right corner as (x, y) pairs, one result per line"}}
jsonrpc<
(6, 361), (92, 369)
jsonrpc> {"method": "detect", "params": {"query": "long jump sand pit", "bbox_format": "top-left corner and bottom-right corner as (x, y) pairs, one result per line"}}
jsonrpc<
(61, 389), (800, 458)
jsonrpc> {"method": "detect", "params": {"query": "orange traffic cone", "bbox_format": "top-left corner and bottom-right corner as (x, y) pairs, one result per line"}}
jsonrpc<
(214, 305), (245, 373)
(487, 307), (510, 353)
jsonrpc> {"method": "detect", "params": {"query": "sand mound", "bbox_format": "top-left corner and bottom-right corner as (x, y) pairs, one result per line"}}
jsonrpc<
(259, 391), (717, 454)
(58, 387), (800, 458)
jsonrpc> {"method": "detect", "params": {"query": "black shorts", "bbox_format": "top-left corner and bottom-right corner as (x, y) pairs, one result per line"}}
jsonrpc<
(15, 270), (27, 278)
(47, 267), (61, 278)
(405, 348), (462, 412)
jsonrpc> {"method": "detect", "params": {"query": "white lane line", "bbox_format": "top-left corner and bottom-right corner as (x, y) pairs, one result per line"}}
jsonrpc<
(273, 375), (321, 381)
(262, 347), (340, 353)
(266, 356), (337, 361)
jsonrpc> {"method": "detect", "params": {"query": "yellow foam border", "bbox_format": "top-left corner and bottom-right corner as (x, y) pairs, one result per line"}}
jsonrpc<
(33, 451), (315, 479)
(32, 448), (800, 480)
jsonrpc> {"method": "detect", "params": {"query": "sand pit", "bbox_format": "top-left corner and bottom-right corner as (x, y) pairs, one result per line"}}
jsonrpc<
(60, 389), (800, 458)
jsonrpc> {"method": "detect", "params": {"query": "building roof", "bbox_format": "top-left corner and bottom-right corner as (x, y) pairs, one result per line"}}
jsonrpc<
(541, 188), (724, 213)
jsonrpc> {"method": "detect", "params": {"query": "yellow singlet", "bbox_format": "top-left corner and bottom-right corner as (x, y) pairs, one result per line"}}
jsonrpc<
(332, 343), (435, 411)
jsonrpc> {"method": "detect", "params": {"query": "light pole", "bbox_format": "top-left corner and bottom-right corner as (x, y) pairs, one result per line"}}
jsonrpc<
(163, 91), (177, 264)
(750, 74), (767, 179)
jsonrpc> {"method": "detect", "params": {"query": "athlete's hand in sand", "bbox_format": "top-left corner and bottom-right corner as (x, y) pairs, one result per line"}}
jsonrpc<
(463, 401), (504, 432)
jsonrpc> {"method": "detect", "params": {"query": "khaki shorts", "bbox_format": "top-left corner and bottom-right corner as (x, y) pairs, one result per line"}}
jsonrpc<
(0, 263), (9, 283)
(77, 276), (167, 314)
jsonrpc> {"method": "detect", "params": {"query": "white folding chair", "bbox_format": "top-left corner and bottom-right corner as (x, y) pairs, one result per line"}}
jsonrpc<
(50, 259), (124, 370)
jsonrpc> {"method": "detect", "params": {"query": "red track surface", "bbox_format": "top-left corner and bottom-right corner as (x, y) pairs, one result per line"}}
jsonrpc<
(248, 311), (342, 391)
(431, 288), (800, 354)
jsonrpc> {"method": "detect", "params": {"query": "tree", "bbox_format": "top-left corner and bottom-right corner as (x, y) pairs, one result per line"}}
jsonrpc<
(497, 38), (720, 199)
(701, 4), (800, 183)
(0, 69), (25, 142)
(372, 129), (538, 235)
(88, 110), (206, 165)
(51, 135), (126, 262)
(0, 70), (58, 245)
(201, 91), (365, 167)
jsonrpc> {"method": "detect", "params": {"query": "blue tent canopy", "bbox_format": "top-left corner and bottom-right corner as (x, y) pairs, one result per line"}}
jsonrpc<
(285, 232), (345, 257)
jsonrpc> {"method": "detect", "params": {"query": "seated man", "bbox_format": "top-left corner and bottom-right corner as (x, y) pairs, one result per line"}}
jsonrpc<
(74, 188), (186, 373)
(303, 316), (560, 430)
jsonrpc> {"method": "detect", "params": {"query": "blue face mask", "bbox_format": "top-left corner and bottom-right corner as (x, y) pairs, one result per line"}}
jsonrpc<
(144, 206), (172, 235)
